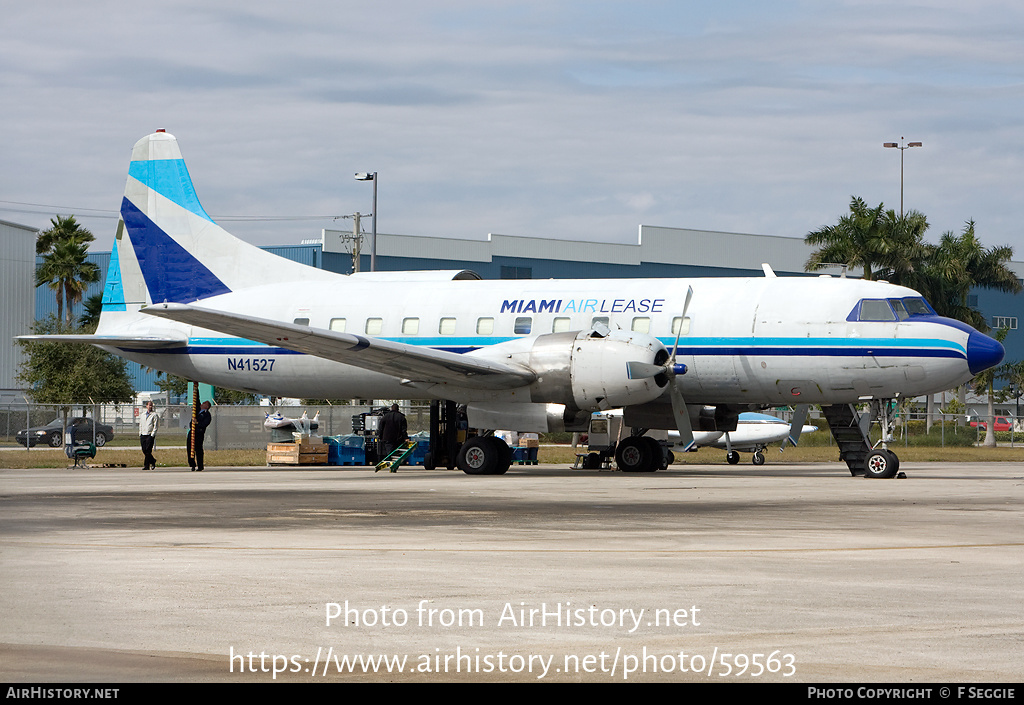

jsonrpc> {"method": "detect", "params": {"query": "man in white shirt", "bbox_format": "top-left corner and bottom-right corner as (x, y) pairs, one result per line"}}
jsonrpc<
(139, 401), (161, 470)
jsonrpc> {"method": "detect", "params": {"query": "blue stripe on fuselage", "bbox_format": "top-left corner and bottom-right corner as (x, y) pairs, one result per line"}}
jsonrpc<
(119, 335), (968, 361)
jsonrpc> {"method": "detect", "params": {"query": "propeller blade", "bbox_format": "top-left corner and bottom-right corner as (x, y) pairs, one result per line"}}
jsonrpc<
(781, 403), (810, 450)
(626, 361), (664, 380)
(669, 382), (695, 451)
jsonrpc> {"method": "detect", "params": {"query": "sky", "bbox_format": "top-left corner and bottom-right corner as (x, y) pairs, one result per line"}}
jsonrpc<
(2, 0), (1023, 261)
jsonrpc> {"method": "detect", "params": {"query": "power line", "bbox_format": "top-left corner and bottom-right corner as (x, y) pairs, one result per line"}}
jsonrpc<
(0, 199), (345, 223)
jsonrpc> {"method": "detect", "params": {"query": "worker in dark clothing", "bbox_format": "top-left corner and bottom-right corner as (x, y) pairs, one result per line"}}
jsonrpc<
(378, 404), (408, 460)
(187, 401), (212, 471)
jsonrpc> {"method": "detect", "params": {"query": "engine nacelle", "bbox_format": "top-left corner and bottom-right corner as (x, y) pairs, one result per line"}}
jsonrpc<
(518, 327), (669, 411)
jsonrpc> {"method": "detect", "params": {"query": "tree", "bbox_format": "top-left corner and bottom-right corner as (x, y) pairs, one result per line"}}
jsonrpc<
(79, 293), (104, 332)
(805, 196), (929, 280)
(17, 316), (135, 429)
(35, 216), (100, 326)
(913, 221), (1021, 331)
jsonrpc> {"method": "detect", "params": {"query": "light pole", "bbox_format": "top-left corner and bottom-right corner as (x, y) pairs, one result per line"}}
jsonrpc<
(880, 136), (921, 216)
(354, 172), (377, 271)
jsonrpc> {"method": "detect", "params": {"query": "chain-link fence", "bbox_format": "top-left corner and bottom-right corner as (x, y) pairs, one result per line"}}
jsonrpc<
(1, 402), (1019, 450)
(0, 402), (432, 451)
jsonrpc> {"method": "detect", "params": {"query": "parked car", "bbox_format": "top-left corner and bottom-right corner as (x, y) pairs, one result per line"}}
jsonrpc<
(16, 418), (115, 448)
(969, 416), (1013, 433)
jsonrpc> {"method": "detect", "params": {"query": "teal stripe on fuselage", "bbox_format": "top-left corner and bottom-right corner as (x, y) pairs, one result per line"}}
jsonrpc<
(170, 335), (966, 358)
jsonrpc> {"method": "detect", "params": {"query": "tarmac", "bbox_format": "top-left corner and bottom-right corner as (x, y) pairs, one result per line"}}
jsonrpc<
(1, 461), (1022, 683)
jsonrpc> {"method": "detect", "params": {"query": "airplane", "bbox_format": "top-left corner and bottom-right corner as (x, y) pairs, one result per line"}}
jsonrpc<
(678, 412), (819, 465)
(19, 131), (1006, 478)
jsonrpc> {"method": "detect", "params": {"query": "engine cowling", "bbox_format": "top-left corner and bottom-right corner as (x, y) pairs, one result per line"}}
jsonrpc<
(520, 327), (669, 411)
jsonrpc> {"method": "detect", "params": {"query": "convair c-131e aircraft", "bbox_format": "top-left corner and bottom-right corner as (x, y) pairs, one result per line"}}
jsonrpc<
(21, 131), (1005, 478)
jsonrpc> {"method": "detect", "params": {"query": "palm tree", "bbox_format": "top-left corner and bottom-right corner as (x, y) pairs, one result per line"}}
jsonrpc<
(35, 215), (100, 326)
(806, 196), (931, 282)
(37, 214), (94, 254)
(918, 221), (1021, 331)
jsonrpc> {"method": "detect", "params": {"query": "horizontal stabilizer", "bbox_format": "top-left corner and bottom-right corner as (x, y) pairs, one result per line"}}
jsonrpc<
(142, 303), (537, 390)
(16, 334), (187, 349)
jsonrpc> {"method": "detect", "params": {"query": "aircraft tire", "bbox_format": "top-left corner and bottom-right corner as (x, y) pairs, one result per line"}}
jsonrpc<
(643, 436), (666, 470)
(884, 449), (900, 475)
(493, 437), (512, 475)
(726, 450), (740, 465)
(863, 450), (897, 479)
(752, 451), (764, 466)
(616, 437), (656, 472)
(457, 438), (497, 475)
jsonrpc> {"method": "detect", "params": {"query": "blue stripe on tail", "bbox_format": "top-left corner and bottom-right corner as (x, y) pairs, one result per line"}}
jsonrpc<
(121, 197), (231, 303)
(128, 159), (214, 222)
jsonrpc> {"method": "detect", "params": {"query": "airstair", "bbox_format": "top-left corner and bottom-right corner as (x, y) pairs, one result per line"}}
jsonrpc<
(821, 404), (873, 475)
(374, 440), (418, 473)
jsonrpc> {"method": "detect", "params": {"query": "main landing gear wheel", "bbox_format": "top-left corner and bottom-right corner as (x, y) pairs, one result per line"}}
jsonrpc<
(615, 436), (657, 472)
(726, 450), (740, 465)
(457, 437), (511, 475)
(752, 451), (765, 466)
(864, 449), (898, 479)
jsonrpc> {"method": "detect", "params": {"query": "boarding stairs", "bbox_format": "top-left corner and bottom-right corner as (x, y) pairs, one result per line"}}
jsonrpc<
(821, 404), (873, 475)
(375, 440), (417, 473)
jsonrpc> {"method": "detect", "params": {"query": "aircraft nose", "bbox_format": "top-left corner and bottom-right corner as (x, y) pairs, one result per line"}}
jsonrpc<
(967, 330), (1005, 375)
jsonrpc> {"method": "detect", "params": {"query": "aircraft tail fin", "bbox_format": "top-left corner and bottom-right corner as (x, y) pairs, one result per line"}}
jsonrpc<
(101, 131), (335, 327)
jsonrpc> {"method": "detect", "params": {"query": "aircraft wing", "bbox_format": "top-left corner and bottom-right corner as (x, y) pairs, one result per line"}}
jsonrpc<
(15, 334), (187, 349)
(142, 302), (537, 390)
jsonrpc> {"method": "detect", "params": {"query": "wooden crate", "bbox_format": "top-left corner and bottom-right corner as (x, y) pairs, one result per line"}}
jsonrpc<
(267, 442), (329, 466)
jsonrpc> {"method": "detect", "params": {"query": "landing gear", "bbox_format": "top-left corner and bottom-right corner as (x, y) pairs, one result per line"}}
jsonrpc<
(726, 450), (740, 465)
(864, 449), (898, 479)
(456, 436), (512, 475)
(823, 398), (903, 478)
(752, 450), (765, 466)
(615, 436), (659, 472)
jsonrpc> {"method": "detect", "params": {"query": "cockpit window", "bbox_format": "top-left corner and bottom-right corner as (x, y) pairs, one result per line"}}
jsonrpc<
(899, 297), (936, 317)
(850, 296), (937, 322)
(857, 299), (896, 321)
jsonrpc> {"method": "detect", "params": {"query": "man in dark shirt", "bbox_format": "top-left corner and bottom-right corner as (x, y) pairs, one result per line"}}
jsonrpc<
(188, 401), (212, 471)
(379, 404), (408, 460)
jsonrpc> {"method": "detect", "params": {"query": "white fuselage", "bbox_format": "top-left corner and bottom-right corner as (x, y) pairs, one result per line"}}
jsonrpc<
(101, 273), (979, 407)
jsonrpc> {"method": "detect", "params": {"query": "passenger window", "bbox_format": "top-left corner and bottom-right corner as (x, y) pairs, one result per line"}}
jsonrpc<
(631, 317), (650, 334)
(552, 317), (570, 333)
(402, 318), (419, 335)
(365, 318), (383, 335)
(329, 318), (346, 332)
(439, 317), (456, 335)
(514, 317), (532, 335)
(476, 317), (494, 335)
(858, 300), (896, 321)
(671, 317), (691, 336)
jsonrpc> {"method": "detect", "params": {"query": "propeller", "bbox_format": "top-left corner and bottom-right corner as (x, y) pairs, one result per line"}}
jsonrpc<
(626, 286), (696, 450)
(779, 403), (809, 451)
